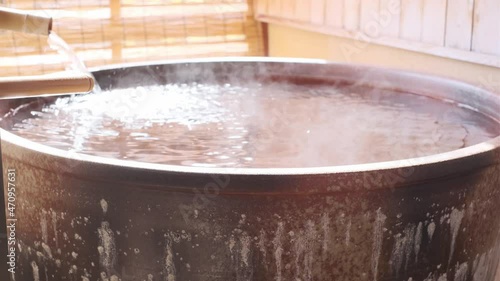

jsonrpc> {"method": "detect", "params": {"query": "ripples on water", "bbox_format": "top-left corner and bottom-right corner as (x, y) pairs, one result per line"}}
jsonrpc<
(11, 82), (500, 168)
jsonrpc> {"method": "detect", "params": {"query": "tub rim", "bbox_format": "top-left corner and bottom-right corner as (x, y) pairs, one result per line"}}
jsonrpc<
(1, 57), (499, 192)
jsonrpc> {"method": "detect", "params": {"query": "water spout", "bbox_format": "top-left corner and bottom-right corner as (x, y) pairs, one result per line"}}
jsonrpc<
(0, 7), (52, 35)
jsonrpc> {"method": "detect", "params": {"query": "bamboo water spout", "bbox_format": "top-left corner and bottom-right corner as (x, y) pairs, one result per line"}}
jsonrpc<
(0, 7), (52, 35)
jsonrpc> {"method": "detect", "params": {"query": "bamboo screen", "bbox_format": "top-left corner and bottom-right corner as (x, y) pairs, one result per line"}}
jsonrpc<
(0, 0), (265, 76)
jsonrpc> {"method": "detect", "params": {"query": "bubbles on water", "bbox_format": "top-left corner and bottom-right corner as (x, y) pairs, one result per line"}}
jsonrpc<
(10, 82), (499, 168)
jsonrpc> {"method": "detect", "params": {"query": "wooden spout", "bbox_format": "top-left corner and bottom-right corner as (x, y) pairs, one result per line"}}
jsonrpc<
(0, 7), (52, 35)
(0, 71), (95, 99)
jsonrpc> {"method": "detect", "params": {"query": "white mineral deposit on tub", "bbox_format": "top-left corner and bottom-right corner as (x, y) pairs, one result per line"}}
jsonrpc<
(293, 220), (316, 281)
(390, 223), (416, 277)
(427, 222), (436, 242)
(414, 222), (423, 263)
(391, 233), (404, 276)
(41, 242), (52, 259)
(31, 261), (40, 281)
(403, 224), (416, 271)
(372, 208), (386, 281)
(83, 268), (90, 278)
(454, 262), (468, 281)
(304, 220), (316, 281)
(51, 210), (59, 248)
(164, 235), (176, 281)
(69, 264), (77, 275)
(473, 253), (488, 281)
(293, 231), (304, 279)
(437, 273), (447, 281)
(40, 209), (48, 244)
(239, 214), (247, 225)
(100, 199), (109, 214)
(468, 203), (474, 219)
(229, 235), (236, 257)
(346, 218), (352, 247)
(240, 232), (252, 267)
(321, 214), (330, 255)
(258, 229), (267, 261)
(440, 214), (447, 225)
(449, 208), (465, 266)
(423, 273), (434, 281)
(36, 251), (44, 261)
(272, 222), (285, 281)
(100, 272), (108, 281)
(97, 221), (117, 275)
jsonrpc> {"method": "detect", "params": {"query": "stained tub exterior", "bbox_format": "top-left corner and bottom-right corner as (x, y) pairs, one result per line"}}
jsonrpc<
(1, 59), (500, 281)
(2, 132), (500, 281)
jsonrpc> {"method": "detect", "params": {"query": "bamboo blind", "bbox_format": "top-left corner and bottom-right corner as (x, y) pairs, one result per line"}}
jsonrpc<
(0, 0), (265, 76)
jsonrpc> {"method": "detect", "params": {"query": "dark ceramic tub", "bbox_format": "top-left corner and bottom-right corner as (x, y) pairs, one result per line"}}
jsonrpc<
(1, 58), (500, 281)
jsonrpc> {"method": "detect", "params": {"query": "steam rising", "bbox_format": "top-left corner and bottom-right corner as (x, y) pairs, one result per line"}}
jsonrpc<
(8, 64), (500, 168)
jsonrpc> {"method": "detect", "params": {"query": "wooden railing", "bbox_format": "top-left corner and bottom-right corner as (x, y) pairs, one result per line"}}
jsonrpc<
(255, 0), (500, 68)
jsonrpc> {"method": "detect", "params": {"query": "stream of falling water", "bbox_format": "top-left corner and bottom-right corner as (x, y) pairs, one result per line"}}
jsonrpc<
(47, 32), (101, 93)
(46, 32), (101, 151)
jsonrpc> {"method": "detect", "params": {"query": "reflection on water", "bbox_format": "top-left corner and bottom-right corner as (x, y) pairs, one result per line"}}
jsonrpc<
(10, 82), (500, 168)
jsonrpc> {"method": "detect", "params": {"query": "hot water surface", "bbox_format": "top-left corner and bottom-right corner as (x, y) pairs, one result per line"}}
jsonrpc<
(10, 82), (500, 168)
